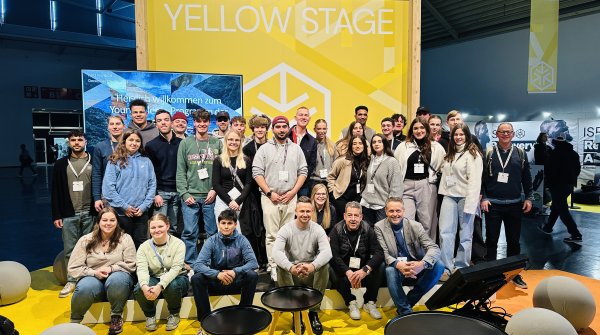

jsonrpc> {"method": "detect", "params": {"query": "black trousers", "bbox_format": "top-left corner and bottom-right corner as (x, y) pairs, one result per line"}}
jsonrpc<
(335, 263), (385, 305)
(546, 185), (581, 237)
(484, 203), (522, 261)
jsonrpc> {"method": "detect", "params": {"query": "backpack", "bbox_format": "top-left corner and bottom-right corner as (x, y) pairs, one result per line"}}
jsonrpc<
(0, 315), (18, 335)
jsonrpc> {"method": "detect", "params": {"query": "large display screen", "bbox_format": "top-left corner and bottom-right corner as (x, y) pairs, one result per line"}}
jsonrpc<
(82, 69), (243, 147)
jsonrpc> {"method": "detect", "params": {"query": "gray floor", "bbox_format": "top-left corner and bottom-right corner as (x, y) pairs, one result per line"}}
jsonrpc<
(2, 166), (598, 281)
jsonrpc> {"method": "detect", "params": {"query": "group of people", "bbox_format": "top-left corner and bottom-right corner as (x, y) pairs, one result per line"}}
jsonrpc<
(50, 98), (579, 335)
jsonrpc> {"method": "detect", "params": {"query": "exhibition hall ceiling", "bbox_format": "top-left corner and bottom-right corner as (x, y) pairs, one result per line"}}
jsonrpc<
(1, 0), (600, 50)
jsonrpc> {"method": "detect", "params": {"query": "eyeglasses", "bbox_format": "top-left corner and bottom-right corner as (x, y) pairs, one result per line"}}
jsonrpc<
(497, 130), (513, 135)
(217, 117), (229, 122)
(315, 192), (328, 197)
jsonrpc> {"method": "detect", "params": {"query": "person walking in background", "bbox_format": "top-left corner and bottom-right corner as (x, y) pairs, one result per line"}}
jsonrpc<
(18, 143), (37, 177)
(540, 136), (583, 244)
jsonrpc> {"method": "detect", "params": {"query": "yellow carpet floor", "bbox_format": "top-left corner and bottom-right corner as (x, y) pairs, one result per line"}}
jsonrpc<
(2, 268), (598, 334)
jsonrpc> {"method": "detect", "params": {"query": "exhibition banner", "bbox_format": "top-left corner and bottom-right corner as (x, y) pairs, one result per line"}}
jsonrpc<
(143, 0), (414, 136)
(82, 70), (243, 147)
(528, 0), (559, 93)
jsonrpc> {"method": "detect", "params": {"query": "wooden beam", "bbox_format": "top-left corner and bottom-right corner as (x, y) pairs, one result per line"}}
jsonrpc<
(134, 0), (148, 70)
(409, 0), (422, 121)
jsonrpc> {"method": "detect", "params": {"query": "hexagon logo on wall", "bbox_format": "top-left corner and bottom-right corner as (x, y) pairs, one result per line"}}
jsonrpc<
(244, 63), (331, 135)
(529, 60), (555, 91)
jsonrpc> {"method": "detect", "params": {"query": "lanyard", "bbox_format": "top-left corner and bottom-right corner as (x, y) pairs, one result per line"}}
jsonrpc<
(369, 155), (387, 181)
(318, 146), (326, 166)
(343, 226), (361, 256)
(67, 155), (91, 179)
(412, 141), (423, 163)
(494, 145), (514, 172)
(352, 163), (363, 181)
(271, 139), (289, 165)
(195, 137), (210, 167)
(150, 236), (169, 272)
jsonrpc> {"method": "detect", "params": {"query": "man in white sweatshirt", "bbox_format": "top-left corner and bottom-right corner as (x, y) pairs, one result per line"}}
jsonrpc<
(273, 196), (332, 335)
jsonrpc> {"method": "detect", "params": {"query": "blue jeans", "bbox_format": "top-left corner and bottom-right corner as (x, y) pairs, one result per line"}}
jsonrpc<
(181, 196), (217, 264)
(133, 276), (189, 317)
(62, 210), (94, 282)
(70, 271), (133, 321)
(385, 262), (444, 315)
(438, 196), (474, 273)
(191, 270), (258, 321)
(154, 191), (181, 235)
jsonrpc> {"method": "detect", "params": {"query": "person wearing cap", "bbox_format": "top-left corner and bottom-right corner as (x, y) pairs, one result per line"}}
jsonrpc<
(340, 105), (376, 141)
(288, 106), (317, 197)
(172, 112), (188, 139)
(176, 108), (223, 266)
(146, 109), (183, 237)
(540, 136), (582, 245)
(213, 111), (230, 139)
(252, 115), (308, 281)
(415, 106), (431, 121)
(127, 99), (159, 147)
(92, 115), (125, 212)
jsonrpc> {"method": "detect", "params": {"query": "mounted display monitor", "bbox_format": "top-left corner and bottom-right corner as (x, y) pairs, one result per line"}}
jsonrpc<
(81, 69), (243, 147)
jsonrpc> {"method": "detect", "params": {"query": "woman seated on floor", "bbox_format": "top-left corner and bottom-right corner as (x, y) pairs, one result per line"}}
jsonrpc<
(133, 213), (188, 332)
(67, 207), (136, 335)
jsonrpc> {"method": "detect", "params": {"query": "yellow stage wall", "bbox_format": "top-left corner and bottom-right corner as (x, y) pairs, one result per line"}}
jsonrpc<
(136, 0), (420, 137)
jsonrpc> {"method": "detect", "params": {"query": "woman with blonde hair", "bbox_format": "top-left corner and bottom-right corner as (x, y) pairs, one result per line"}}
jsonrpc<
(310, 183), (337, 235)
(134, 213), (187, 332)
(310, 119), (336, 190)
(212, 129), (252, 230)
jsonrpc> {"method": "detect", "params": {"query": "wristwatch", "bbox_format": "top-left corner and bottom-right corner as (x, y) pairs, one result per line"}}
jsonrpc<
(266, 190), (272, 197)
(362, 266), (371, 275)
(422, 261), (432, 270)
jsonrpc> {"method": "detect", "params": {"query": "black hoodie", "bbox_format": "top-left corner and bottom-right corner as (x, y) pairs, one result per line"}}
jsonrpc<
(546, 140), (580, 187)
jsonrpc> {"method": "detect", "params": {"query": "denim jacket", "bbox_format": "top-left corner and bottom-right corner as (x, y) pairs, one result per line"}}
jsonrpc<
(192, 230), (258, 278)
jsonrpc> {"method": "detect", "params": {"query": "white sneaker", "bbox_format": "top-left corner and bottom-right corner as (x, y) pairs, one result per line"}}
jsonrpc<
(348, 300), (361, 320)
(270, 267), (278, 282)
(59, 282), (76, 298)
(145, 316), (158, 331)
(363, 301), (382, 319)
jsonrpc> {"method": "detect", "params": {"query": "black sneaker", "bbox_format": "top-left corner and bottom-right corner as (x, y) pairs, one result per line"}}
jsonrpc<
(109, 315), (123, 334)
(511, 274), (528, 289)
(537, 224), (553, 235)
(563, 235), (583, 245)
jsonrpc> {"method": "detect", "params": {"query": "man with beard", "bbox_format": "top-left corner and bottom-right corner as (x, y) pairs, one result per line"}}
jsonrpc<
(252, 115), (308, 281)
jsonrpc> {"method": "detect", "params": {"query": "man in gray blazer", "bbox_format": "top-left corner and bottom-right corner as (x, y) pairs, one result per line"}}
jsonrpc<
(374, 197), (444, 316)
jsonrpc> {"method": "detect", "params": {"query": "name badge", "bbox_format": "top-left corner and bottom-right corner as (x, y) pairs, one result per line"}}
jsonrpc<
(349, 257), (361, 269)
(414, 163), (425, 174)
(497, 172), (509, 183)
(397, 256), (408, 263)
(319, 169), (328, 179)
(228, 187), (241, 200)
(72, 181), (84, 192)
(446, 176), (456, 187)
(278, 170), (289, 182)
(197, 168), (209, 180)
(356, 184), (361, 194)
(366, 183), (375, 193)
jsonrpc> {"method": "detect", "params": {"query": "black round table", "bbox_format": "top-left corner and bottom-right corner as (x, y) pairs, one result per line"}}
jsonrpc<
(201, 305), (272, 335)
(261, 286), (324, 335)
(385, 311), (507, 335)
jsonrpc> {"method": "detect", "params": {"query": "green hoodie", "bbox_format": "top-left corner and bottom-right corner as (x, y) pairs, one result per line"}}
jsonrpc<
(176, 135), (222, 200)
